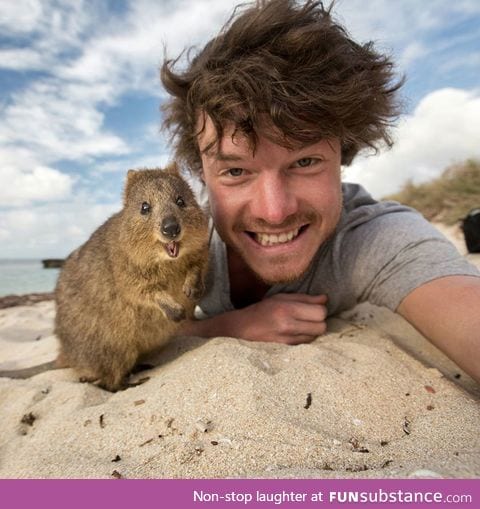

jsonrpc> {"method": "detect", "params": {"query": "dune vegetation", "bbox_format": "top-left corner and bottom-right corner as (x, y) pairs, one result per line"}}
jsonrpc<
(384, 159), (480, 225)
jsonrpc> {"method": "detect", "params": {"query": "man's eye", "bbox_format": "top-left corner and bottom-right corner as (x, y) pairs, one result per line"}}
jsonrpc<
(296, 158), (314, 167)
(227, 168), (244, 177)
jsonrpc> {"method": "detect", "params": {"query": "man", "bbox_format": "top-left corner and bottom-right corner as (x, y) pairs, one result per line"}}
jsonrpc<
(160, 0), (480, 382)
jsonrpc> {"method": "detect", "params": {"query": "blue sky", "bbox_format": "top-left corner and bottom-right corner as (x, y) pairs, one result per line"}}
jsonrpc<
(1, 0), (480, 259)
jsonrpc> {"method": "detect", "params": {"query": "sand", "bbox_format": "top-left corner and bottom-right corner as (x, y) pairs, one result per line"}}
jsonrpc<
(0, 224), (479, 479)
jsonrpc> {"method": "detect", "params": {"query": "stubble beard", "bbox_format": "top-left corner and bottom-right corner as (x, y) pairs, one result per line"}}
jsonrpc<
(229, 209), (323, 286)
(253, 255), (314, 285)
(228, 201), (343, 285)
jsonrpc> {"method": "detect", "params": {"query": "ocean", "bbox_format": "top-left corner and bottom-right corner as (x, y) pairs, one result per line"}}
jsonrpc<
(0, 259), (61, 297)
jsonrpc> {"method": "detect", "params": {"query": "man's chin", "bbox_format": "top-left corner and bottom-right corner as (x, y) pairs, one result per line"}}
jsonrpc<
(249, 261), (310, 286)
(258, 273), (303, 286)
(227, 237), (317, 286)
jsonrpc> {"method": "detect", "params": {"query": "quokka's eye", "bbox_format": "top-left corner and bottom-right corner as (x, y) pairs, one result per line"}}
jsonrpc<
(176, 196), (186, 208)
(140, 202), (151, 215)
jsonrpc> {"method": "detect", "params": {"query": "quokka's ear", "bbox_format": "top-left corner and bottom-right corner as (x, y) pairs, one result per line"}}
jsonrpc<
(163, 161), (180, 176)
(123, 169), (140, 205)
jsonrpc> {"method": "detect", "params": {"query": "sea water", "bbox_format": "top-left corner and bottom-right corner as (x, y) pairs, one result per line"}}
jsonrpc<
(0, 259), (60, 297)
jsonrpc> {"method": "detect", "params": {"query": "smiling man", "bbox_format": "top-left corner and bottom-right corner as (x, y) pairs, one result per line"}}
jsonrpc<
(161, 0), (480, 382)
(200, 126), (342, 288)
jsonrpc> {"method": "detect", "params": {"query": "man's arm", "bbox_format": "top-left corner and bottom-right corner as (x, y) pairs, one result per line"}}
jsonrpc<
(180, 293), (328, 344)
(396, 275), (480, 383)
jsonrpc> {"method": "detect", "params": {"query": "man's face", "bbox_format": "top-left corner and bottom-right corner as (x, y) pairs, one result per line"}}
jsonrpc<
(198, 117), (343, 285)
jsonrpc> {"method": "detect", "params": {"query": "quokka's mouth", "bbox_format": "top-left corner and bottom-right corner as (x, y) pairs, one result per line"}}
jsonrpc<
(165, 241), (179, 258)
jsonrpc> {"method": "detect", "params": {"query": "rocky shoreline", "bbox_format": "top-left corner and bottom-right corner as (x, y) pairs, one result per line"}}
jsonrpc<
(0, 292), (55, 309)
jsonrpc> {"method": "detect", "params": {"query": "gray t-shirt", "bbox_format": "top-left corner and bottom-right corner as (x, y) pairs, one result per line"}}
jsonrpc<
(197, 182), (480, 317)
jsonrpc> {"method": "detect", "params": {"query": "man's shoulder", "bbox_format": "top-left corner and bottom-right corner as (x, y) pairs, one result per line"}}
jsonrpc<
(334, 182), (449, 268)
(326, 183), (479, 313)
(339, 182), (421, 233)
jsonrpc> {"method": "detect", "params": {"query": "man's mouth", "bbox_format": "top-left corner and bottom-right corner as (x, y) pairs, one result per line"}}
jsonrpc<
(247, 225), (308, 247)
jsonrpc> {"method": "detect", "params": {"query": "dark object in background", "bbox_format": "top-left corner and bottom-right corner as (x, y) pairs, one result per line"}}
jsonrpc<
(461, 208), (480, 253)
(0, 292), (54, 309)
(42, 259), (64, 269)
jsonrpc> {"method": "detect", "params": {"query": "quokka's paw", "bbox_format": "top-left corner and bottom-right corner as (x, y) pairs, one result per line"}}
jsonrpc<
(160, 303), (186, 322)
(183, 281), (204, 300)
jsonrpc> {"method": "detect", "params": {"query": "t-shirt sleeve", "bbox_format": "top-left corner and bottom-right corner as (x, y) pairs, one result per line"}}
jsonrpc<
(340, 209), (480, 311)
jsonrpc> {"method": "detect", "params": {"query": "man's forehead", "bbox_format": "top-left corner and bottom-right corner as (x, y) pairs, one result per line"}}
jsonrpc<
(197, 116), (254, 159)
(196, 112), (335, 159)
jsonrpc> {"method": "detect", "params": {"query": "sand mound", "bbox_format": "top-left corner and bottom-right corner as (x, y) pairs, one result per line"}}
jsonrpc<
(0, 302), (479, 479)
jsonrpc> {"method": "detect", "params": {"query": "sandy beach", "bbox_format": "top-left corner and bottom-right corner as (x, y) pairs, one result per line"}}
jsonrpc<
(0, 224), (479, 479)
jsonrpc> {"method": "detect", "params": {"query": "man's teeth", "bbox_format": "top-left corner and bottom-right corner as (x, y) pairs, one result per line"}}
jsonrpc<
(255, 228), (300, 247)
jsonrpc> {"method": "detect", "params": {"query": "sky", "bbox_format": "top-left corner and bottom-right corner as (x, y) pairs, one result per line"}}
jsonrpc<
(1, 0), (480, 259)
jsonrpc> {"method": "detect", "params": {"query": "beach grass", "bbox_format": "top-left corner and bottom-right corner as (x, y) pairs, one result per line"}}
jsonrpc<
(384, 159), (480, 225)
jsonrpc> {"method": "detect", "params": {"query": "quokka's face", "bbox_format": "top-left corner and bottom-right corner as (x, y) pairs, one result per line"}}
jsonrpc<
(126, 172), (208, 260)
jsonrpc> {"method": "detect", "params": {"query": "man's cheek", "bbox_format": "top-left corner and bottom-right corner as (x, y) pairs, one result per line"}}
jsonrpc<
(209, 195), (231, 227)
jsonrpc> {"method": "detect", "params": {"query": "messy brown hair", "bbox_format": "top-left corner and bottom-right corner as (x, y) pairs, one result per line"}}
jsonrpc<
(161, 0), (403, 173)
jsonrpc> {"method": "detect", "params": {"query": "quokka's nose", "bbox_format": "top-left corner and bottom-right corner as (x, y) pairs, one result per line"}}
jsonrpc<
(161, 215), (181, 239)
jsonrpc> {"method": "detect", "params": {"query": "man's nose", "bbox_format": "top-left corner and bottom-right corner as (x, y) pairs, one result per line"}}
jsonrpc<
(250, 172), (298, 225)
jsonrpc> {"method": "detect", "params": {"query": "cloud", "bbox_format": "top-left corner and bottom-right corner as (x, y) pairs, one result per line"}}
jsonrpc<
(96, 153), (171, 174)
(0, 0), (95, 71)
(0, 146), (74, 207)
(0, 166), (74, 207)
(399, 42), (428, 69)
(1, 80), (129, 162)
(0, 198), (121, 258)
(56, 0), (236, 93)
(336, 0), (480, 70)
(440, 51), (480, 74)
(339, 0), (480, 39)
(0, 0), (43, 34)
(343, 88), (480, 198)
(0, 48), (48, 71)
(0, 1), (129, 191)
